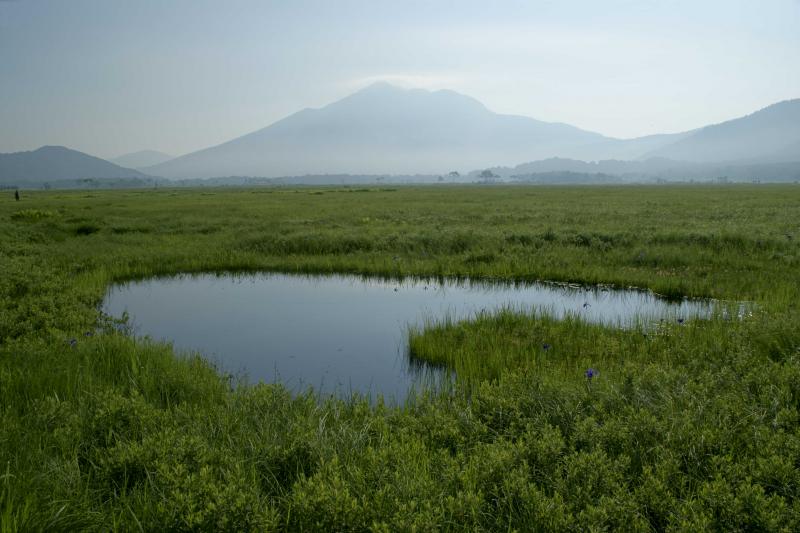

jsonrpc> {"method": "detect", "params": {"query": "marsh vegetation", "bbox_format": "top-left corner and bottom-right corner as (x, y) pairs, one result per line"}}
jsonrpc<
(2, 185), (800, 530)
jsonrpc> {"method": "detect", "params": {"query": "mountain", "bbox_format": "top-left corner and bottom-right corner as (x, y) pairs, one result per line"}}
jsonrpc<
(0, 146), (148, 184)
(139, 85), (800, 178)
(644, 99), (800, 162)
(146, 82), (612, 178)
(5, 90), (795, 187)
(111, 149), (174, 169)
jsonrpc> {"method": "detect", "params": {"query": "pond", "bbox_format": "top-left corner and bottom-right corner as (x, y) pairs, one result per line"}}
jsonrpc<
(103, 273), (716, 402)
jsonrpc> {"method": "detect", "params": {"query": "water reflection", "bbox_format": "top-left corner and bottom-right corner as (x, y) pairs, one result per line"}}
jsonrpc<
(103, 272), (715, 402)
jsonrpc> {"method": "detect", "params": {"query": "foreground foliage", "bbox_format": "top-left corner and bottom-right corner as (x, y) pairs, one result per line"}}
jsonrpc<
(1, 185), (799, 531)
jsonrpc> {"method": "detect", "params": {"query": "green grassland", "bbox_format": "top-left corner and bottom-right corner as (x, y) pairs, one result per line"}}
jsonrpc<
(1, 185), (800, 531)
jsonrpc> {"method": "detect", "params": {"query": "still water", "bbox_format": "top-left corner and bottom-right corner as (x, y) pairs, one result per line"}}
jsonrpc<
(103, 273), (714, 402)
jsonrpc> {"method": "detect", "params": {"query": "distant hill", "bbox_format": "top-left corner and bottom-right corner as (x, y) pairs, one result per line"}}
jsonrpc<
(644, 99), (800, 162)
(478, 156), (800, 183)
(111, 149), (174, 169)
(482, 157), (700, 178)
(511, 171), (624, 185)
(146, 82), (611, 178)
(0, 146), (147, 185)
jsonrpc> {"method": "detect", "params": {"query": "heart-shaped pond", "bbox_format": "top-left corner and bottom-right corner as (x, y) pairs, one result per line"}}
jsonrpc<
(103, 273), (717, 402)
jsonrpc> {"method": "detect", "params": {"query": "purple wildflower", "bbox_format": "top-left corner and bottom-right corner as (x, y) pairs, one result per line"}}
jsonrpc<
(542, 343), (552, 351)
(585, 368), (598, 380)
(677, 317), (685, 325)
(68, 338), (77, 348)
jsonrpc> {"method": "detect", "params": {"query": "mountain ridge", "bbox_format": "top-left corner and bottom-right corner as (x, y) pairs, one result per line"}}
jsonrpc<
(0, 146), (148, 184)
(4, 86), (797, 183)
(644, 99), (800, 162)
(146, 84), (798, 178)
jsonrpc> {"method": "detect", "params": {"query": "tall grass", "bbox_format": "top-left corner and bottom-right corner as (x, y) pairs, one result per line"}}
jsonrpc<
(1, 185), (799, 530)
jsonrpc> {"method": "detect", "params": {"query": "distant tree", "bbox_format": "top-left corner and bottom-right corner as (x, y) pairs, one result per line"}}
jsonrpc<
(479, 169), (499, 183)
(14, 189), (20, 201)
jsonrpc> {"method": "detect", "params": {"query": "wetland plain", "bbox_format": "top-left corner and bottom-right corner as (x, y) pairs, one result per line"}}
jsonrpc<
(2, 185), (799, 530)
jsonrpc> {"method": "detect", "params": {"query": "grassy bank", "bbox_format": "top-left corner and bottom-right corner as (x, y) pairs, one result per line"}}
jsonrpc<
(1, 185), (799, 530)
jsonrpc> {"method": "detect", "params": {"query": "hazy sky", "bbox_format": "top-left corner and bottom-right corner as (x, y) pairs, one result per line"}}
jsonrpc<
(1, 0), (798, 158)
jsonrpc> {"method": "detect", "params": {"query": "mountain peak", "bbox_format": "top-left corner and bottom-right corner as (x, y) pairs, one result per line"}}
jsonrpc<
(35, 145), (72, 153)
(1, 146), (147, 183)
(147, 84), (605, 178)
(358, 80), (402, 92)
(329, 82), (489, 118)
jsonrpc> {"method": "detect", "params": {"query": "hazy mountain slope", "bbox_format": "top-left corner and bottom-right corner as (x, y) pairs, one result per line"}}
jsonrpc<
(563, 131), (695, 161)
(111, 150), (174, 169)
(145, 85), (799, 178)
(146, 83), (612, 178)
(760, 140), (800, 163)
(0, 146), (147, 183)
(644, 99), (800, 162)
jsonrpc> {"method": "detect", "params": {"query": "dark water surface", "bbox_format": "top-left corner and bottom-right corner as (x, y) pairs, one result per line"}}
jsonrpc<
(103, 273), (715, 402)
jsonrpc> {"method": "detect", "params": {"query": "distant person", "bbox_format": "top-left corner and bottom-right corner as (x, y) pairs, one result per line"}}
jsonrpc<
(14, 190), (20, 201)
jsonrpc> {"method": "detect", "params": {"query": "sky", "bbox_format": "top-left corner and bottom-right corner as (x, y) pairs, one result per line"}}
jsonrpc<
(1, 0), (798, 159)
